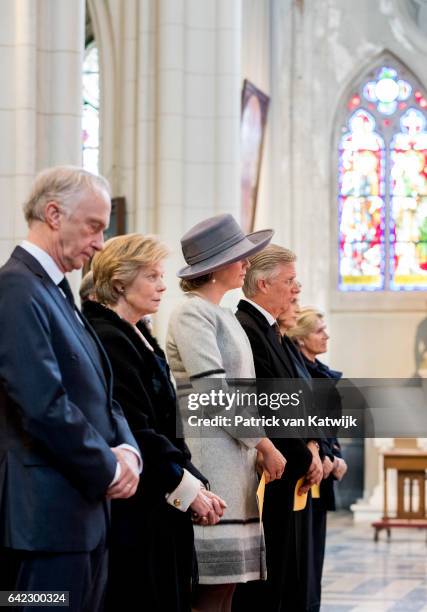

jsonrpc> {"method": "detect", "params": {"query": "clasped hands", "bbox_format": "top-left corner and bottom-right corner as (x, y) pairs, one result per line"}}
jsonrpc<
(297, 444), (347, 495)
(331, 456), (347, 480)
(256, 438), (287, 484)
(106, 447), (140, 499)
(105, 448), (228, 526)
(297, 441), (323, 496)
(191, 489), (227, 526)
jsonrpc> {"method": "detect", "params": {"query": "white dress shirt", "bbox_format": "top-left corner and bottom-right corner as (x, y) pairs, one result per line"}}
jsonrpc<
(240, 297), (277, 326)
(20, 240), (142, 486)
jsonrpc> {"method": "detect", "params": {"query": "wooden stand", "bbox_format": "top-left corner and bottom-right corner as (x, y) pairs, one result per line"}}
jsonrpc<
(372, 450), (427, 541)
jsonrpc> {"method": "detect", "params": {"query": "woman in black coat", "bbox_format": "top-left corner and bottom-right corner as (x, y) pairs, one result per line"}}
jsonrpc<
(287, 307), (348, 612)
(83, 233), (226, 612)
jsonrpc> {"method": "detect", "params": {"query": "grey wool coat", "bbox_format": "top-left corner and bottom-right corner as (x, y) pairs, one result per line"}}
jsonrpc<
(166, 292), (266, 585)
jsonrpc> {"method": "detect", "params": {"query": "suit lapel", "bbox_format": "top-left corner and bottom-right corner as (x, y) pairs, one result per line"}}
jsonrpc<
(267, 326), (297, 377)
(12, 247), (109, 392)
(237, 300), (296, 377)
(44, 281), (109, 392)
(80, 313), (114, 399)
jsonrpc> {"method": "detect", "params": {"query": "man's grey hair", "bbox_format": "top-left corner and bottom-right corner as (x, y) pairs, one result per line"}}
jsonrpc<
(243, 244), (296, 298)
(23, 165), (111, 224)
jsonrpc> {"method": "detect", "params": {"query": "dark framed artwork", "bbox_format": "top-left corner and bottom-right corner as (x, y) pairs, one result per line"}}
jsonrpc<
(105, 196), (126, 240)
(241, 79), (270, 233)
(82, 196), (126, 275)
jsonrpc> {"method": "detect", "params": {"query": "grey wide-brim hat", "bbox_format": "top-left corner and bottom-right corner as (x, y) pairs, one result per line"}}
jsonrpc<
(177, 213), (274, 279)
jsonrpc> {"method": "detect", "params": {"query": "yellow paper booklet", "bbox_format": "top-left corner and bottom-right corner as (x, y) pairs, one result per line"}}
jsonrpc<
(256, 473), (266, 520)
(293, 477), (307, 511)
(311, 483), (320, 498)
(293, 479), (320, 511)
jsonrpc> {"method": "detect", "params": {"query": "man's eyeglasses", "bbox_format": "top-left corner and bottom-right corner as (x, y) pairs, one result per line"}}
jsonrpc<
(283, 278), (301, 288)
(267, 277), (301, 289)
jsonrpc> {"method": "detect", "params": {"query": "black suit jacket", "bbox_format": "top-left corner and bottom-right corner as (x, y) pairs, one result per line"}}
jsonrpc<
(235, 299), (313, 479)
(235, 300), (317, 611)
(0, 247), (137, 552)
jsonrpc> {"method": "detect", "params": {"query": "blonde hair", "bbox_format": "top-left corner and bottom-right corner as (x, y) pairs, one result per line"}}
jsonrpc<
(243, 244), (296, 298)
(92, 233), (169, 305)
(287, 306), (324, 343)
(23, 165), (111, 224)
(278, 298), (301, 332)
(79, 271), (95, 303)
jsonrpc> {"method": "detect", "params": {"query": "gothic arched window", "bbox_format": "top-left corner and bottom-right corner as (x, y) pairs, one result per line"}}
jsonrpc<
(338, 61), (427, 291)
(82, 37), (100, 174)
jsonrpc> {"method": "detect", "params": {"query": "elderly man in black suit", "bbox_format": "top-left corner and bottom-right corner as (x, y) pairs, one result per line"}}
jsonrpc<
(0, 166), (141, 611)
(234, 244), (323, 612)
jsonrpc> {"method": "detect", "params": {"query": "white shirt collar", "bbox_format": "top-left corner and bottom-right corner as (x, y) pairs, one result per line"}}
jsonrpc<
(241, 297), (277, 326)
(20, 240), (64, 285)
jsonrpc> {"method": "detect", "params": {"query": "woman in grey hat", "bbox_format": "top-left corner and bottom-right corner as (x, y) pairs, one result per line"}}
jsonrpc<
(166, 214), (287, 612)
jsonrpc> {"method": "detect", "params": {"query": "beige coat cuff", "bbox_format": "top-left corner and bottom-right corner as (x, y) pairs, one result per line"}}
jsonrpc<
(165, 468), (201, 512)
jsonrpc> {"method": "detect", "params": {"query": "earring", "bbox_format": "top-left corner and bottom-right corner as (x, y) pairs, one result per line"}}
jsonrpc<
(211, 277), (216, 284)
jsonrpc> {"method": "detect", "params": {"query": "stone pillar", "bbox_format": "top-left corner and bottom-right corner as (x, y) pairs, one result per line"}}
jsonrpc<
(155, 0), (242, 324)
(0, 0), (84, 293)
(96, 0), (243, 340)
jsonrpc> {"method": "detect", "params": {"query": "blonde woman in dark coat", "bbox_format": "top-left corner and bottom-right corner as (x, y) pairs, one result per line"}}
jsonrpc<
(84, 234), (226, 612)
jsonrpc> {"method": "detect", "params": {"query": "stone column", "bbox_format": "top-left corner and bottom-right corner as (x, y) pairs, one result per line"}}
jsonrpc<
(97, 0), (243, 339)
(0, 0), (84, 293)
(154, 0), (242, 327)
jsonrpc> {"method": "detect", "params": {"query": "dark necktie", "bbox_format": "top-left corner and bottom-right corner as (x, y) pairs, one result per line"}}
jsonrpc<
(271, 322), (282, 344)
(58, 277), (75, 307)
(57, 277), (110, 384)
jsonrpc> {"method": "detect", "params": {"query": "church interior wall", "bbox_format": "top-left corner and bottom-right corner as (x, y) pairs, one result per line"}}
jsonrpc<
(0, 1), (426, 514)
(247, 0), (427, 379)
(0, 0), (425, 374)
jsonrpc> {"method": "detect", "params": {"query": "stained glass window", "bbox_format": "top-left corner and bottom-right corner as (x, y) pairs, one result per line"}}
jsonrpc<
(339, 110), (385, 289)
(82, 42), (100, 174)
(390, 109), (427, 289)
(338, 62), (427, 291)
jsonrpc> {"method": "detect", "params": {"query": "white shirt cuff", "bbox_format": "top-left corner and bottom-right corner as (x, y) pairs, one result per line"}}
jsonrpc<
(110, 461), (122, 486)
(117, 443), (143, 472)
(165, 468), (202, 512)
(108, 445), (143, 487)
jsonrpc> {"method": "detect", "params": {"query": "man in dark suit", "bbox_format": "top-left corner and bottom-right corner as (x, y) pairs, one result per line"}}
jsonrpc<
(0, 166), (141, 611)
(234, 244), (323, 612)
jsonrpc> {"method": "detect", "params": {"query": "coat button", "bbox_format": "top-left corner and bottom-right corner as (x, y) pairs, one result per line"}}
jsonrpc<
(173, 498), (181, 508)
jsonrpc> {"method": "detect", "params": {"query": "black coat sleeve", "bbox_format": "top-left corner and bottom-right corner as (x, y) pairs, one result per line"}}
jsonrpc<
(238, 319), (314, 479)
(94, 325), (191, 494)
